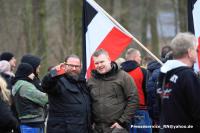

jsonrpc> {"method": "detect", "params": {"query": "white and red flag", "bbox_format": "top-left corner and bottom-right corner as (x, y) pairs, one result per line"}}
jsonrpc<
(82, 0), (132, 78)
(188, 0), (200, 71)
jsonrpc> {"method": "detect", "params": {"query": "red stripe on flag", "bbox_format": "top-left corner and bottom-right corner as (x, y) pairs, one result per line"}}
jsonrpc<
(198, 37), (200, 69)
(86, 27), (132, 78)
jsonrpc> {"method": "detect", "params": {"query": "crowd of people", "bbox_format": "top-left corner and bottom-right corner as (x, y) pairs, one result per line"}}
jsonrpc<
(0, 32), (200, 133)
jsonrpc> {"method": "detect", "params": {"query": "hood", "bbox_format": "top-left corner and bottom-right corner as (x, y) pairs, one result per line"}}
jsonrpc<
(121, 60), (139, 72)
(91, 62), (119, 80)
(160, 60), (187, 74)
(147, 60), (162, 72)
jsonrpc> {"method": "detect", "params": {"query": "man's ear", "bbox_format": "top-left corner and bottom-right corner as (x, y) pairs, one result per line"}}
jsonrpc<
(187, 48), (193, 58)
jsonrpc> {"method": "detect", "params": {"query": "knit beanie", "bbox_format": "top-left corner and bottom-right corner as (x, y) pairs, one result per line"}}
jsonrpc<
(21, 54), (41, 71)
(0, 52), (14, 61)
(15, 63), (33, 78)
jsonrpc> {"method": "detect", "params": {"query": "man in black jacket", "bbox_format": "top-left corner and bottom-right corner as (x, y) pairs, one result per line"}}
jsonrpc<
(158, 32), (200, 133)
(42, 54), (91, 133)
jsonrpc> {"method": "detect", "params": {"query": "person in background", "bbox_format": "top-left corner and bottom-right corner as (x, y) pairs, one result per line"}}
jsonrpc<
(0, 60), (15, 90)
(0, 76), (18, 133)
(87, 49), (138, 133)
(21, 54), (43, 92)
(42, 54), (91, 133)
(142, 56), (153, 68)
(121, 48), (151, 133)
(158, 32), (200, 133)
(0, 52), (17, 72)
(146, 45), (173, 132)
(12, 63), (48, 133)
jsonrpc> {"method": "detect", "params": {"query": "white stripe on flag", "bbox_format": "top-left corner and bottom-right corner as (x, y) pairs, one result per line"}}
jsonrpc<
(193, 0), (200, 37)
(192, 0), (200, 71)
(86, 10), (114, 70)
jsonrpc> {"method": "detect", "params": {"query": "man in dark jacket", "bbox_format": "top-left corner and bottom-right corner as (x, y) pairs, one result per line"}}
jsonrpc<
(42, 54), (91, 133)
(158, 32), (200, 133)
(87, 49), (138, 133)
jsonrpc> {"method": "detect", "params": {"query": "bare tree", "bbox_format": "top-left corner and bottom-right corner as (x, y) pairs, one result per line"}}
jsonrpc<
(177, 0), (187, 32)
(149, 0), (159, 56)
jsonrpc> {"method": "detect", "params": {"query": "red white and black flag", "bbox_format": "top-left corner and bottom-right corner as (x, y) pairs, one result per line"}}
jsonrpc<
(188, 0), (200, 71)
(82, 0), (132, 78)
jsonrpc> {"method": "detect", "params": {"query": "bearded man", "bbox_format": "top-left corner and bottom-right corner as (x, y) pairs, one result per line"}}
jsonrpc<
(42, 55), (91, 133)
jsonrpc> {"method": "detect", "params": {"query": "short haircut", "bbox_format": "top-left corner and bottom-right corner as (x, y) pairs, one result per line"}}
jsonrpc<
(65, 54), (81, 63)
(125, 48), (139, 60)
(92, 49), (109, 57)
(170, 32), (196, 59)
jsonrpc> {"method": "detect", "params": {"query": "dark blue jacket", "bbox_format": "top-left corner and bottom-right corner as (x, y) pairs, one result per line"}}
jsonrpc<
(146, 61), (161, 121)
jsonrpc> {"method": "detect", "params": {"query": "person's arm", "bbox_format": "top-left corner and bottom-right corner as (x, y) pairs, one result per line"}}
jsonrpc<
(19, 84), (48, 107)
(116, 71), (139, 127)
(42, 73), (61, 94)
(141, 67), (148, 103)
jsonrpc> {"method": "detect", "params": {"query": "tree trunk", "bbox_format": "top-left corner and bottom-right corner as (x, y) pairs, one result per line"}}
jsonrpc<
(172, 0), (178, 34)
(178, 0), (187, 32)
(140, 0), (148, 47)
(149, 0), (159, 56)
(112, 0), (122, 21)
(23, 0), (33, 53)
(37, 0), (47, 72)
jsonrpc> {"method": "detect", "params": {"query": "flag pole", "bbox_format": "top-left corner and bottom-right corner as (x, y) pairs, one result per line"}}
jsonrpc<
(90, 0), (163, 65)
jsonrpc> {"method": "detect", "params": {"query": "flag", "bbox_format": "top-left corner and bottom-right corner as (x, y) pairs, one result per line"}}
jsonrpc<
(82, 0), (132, 78)
(188, 0), (200, 71)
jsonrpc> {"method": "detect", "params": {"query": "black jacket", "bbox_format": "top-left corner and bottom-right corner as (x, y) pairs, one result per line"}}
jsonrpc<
(42, 74), (91, 133)
(158, 60), (200, 133)
(0, 98), (18, 133)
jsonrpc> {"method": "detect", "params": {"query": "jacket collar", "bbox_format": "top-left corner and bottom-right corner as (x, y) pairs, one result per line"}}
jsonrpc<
(91, 62), (119, 79)
(121, 60), (139, 72)
(160, 60), (187, 73)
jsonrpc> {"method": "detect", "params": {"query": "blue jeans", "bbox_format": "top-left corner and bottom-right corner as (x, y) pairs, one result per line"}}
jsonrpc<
(20, 125), (44, 133)
(130, 110), (152, 133)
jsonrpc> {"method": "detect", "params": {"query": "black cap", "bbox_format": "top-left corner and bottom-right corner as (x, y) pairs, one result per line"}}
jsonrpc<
(0, 52), (14, 61)
(21, 54), (41, 71)
(15, 63), (33, 78)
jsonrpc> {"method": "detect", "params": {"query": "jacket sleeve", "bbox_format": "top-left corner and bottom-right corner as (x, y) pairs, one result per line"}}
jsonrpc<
(42, 73), (61, 94)
(117, 71), (139, 127)
(19, 85), (48, 107)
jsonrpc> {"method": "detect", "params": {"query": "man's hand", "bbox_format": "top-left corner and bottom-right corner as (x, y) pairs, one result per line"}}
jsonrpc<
(110, 122), (123, 129)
